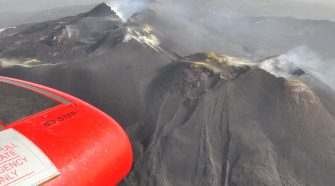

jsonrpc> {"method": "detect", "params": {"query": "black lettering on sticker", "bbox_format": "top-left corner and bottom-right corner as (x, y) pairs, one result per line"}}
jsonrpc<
(42, 111), (77, 127)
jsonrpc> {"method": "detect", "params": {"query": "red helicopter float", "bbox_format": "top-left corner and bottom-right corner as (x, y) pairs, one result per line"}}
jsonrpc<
(0, 76), (133, 186)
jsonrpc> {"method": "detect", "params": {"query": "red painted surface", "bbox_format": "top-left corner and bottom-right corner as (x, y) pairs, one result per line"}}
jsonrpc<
(0, 76), (133, 186)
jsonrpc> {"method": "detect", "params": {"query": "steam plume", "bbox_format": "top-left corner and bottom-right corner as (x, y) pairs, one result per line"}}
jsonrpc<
(260, 46), (335, 89)
(107, 0), (149, 22)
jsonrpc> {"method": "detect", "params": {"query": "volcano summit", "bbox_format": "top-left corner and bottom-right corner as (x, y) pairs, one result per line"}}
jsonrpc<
(0, 2), (335, 186)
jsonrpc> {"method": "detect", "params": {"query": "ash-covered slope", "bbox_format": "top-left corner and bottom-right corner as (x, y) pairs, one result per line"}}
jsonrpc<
(0, 3), (175, 126)
(1, 3), (335, 186)
(123, 52), (335, 186)
(0, 3), (125, 63)
(2, 48), (334, 186)
(0, 39), (171, 128)
(3, 2), (335, 63)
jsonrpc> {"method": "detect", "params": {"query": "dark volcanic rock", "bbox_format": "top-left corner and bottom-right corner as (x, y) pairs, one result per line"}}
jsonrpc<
(84, 3), (115, 17)
(122, 55), (335, 186)
(1, 3), (335, 186)
(0, 3), (124, 63)
(0, 40), (171, 128)
(1, 45), (335, 186)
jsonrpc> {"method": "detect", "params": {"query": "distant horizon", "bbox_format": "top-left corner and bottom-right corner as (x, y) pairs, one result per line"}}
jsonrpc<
(1, 0), (335, 24)
(297, 0), (335, 4)
(0, 0), (103, 13)
(1, 0), (335, 12)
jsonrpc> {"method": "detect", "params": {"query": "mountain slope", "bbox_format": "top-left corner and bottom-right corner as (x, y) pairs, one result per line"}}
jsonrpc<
(123, 53), (335, 186)
(0, 3), (125, 63)
(0, 39), (170, 127)
(0, 3), (335, 186)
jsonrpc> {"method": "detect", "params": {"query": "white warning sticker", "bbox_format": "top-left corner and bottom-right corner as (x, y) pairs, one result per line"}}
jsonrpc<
(0, 129), (59, 186)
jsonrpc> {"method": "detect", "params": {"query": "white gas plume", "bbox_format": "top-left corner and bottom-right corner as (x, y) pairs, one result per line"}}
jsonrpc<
(260, 46), (335, 89)
(107, 0), (149, 22)
(0, 26), (16, 33)
(124, 25), (162, 52)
